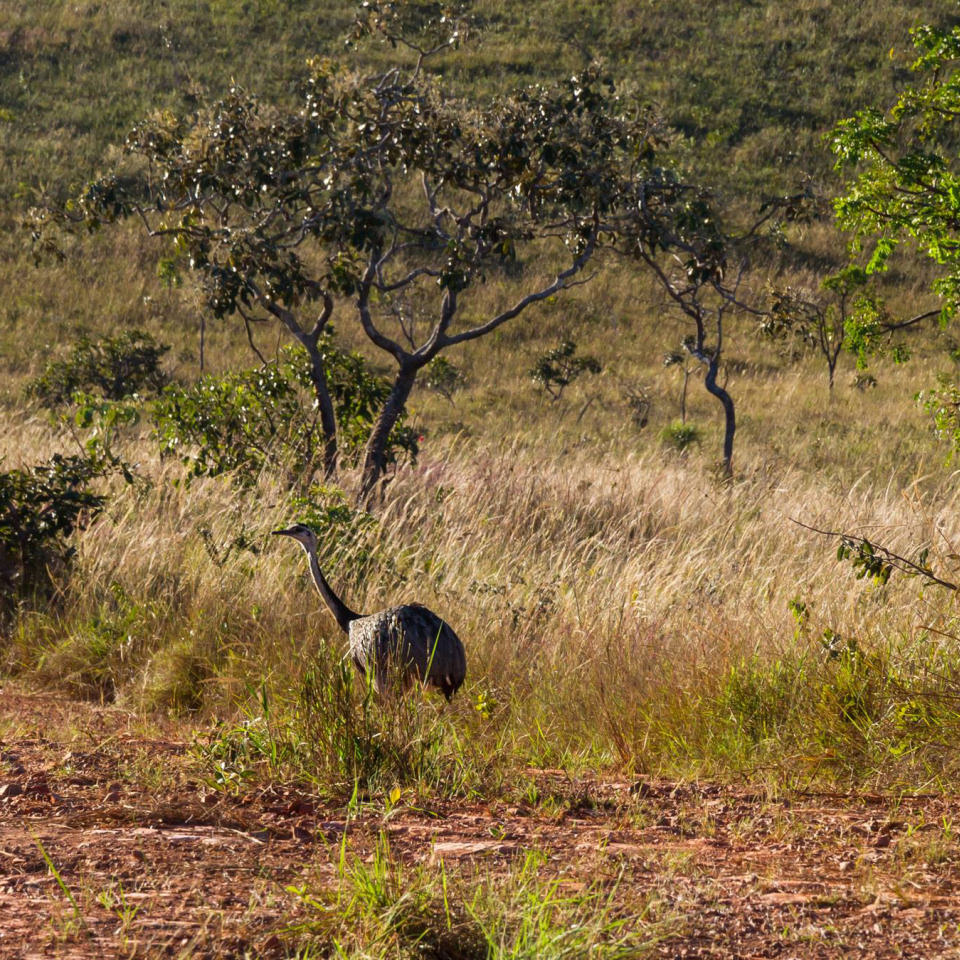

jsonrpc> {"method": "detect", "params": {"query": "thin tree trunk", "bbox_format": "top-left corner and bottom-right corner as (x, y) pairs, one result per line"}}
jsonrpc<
(704, 358), (735, 477)
(360, 364), (419, 500)
(260, 295), (339, 481)
(302, 339), (339, 479)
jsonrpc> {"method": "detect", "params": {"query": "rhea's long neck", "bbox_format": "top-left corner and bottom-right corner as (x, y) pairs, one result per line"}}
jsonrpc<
(305, 547), (361, 633)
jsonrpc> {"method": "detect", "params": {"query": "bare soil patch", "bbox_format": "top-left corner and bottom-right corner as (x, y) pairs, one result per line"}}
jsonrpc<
(2, 686), (960, 957)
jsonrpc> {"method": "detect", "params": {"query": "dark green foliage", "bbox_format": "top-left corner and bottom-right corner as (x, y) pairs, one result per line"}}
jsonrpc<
(25, 330), (170, 406)
(529, 340), (601, 400)
(422, 356), (466, 401)
(834, 534), (957, 592)
(837, 538), (893, 586)
(0, 454), (106, 608)
(154, 362), (305, 484)
(153, 345), (417, 485)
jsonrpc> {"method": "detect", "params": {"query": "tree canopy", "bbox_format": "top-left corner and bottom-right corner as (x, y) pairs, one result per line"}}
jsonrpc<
(830, 19), (960, 320)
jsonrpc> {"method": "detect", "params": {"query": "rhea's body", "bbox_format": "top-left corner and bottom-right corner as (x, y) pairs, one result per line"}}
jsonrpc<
(348, 603), (466, 699)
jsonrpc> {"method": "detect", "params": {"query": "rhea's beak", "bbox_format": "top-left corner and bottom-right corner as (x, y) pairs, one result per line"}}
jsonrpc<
(271, 529), (291, 537)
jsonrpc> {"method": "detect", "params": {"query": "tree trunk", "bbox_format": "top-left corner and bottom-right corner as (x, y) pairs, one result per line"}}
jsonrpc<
(360, 364), (419, 500)
(263, 296), (339, 480)
(302, 339), (339, 479)
(704, 358), (735, 477)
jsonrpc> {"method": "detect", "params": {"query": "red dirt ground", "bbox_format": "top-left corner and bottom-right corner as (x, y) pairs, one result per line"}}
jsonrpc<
(3, 686), (960, 958)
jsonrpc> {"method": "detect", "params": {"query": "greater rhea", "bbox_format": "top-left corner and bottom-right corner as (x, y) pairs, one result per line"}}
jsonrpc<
(272, 523), (467, 699)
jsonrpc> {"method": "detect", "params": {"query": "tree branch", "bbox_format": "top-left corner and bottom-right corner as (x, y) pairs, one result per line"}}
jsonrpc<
(436, 231), (599, 349)
(791, 518), (959, 591)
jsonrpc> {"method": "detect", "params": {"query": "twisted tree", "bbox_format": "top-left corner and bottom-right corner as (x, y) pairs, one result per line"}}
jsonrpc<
(32, 4), (752, 493)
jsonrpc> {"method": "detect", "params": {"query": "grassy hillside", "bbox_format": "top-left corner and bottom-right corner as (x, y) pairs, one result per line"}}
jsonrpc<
(0, 0), (951, 209)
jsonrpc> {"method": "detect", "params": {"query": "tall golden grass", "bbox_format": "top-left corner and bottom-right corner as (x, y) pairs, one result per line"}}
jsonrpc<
(3, 218), (960, 790)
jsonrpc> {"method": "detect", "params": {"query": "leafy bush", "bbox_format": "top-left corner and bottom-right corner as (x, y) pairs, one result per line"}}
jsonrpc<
(154, 360), (306, 485)
(422, 356), (466, 402)
(529, 340), (601, 400)
(0, 454), (106, 609)
(153, 343), (418, 486)
(659, 420), (701, 451)
(26, 330), (170, 406)
(919, 374), (960, 464)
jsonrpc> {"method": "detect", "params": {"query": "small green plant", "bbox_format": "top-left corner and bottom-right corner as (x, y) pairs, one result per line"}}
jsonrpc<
(34, 834), (88, 936)
(26, 330), (169, 406)
(422, 356), (466, 402)
(659, 419), (701, 452)
(96, 881), (141, 935)
(816, 633), (877, 732)
(286, 837), (663, 958)
(788, 597), (809, 639)
(529, 340), (601, 401)
(0, 454), (106, 610)
(67, 393), (142, 482)
(919, 374), (960, 465)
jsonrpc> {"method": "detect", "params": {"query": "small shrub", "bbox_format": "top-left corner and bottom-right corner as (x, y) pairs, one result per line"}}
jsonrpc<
(0, 454), (106, 610)
(422, 355), (466, 402)
(26, 330), (169, 406)
(659, 420), (701, 452)
(919, 374), (960, 464)
(529, 339), (601, 401)
(153, 360), (307, 485)
(816, 635), (879, 731)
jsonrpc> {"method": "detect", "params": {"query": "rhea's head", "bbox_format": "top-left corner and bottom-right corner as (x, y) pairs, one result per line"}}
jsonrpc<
(271, 523), (318, 553)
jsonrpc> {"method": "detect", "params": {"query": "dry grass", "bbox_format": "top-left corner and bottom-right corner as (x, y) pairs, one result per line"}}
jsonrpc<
(5, 355), (960, 791)
(3, 109), (960, 798)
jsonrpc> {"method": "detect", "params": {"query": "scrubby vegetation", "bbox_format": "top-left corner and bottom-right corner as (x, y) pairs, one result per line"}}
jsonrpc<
(6, 1), (960, 954)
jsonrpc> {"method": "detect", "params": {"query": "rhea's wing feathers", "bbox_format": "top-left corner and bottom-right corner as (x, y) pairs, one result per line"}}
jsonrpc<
(348, 605), (466, 689)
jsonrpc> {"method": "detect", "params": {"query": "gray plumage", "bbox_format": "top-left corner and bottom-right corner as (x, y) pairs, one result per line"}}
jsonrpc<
(272, 523), (467, 700)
